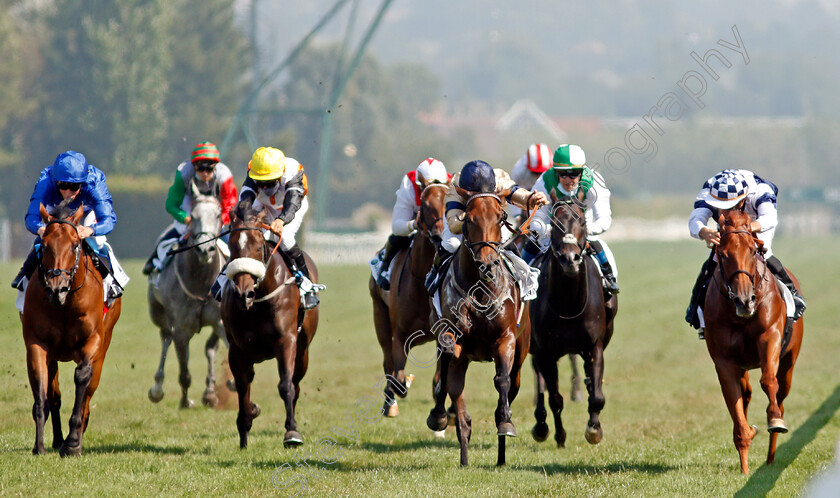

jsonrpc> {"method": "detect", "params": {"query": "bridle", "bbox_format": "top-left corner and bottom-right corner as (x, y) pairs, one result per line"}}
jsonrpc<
(548, 200), (588, 259)
(38, 219), (86, 294)
(462, 193), (505, 264)
(715, 228), (764, 301)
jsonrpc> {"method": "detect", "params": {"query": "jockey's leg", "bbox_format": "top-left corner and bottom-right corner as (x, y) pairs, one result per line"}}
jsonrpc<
(426, 224), (460, 293)
(377, 234), (412, 290)
(686, 250), (716, 333)
(143, 226), (180, 275)
(521, 208), (551, 264)
(765, 255), (806, 320)
(589, 239), (619, 294)
(11, 242), (40, 290)
(284, 244), (319, 310)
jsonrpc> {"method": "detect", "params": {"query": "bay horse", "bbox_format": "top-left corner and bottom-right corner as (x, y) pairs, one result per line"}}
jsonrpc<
(148, 188), (229, 408)
(704, 208), (804, 473)
(22, 201), (122, 456)
(426, 188), (530, 466)
(220, 199), (319, 448)
(369, 180), (447, 417)
(529, 193), (617, 448)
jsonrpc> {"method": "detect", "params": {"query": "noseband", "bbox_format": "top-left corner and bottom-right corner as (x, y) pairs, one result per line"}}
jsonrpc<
(549, 202), (587, 259)
(463, 193), (505, 264)
(716, 228), (763, 301)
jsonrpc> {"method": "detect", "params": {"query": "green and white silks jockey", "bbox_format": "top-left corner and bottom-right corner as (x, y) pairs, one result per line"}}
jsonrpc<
(527, 144), (620, 294)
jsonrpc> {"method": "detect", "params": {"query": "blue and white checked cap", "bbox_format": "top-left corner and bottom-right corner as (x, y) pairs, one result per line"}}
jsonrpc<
(703, 171), (750, 209)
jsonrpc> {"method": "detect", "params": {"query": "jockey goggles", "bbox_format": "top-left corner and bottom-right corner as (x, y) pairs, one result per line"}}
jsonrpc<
(557, 169), (582, 179)
(194, 160), (217, 173)
(254, 178), (280, 189)
(56, 181), (82, 191)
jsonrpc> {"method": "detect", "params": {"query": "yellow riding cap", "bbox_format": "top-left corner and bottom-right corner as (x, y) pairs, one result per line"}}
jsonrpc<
(248, 147), (286, 181)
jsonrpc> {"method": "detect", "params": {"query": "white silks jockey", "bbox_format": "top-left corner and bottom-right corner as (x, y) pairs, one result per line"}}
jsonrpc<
(528, 144), (620, 295)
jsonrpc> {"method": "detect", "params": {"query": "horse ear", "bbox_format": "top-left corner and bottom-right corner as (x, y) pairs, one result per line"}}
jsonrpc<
(39, 203), (50, 224)
(717, 213), (726, 228)
(70, 204), (85, 225)
(454, 185), (469, 199)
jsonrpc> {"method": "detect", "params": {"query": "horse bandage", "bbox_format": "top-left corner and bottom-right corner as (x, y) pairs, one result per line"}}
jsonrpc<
(226, 258), (266, 280)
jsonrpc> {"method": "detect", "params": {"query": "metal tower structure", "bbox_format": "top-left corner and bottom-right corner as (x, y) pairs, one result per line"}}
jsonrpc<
(221, 0), (394, 231)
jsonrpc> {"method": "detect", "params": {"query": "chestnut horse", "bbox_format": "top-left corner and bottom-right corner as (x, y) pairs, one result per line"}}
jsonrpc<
(529, 195), (617, 448)
(426, 188), (530, 466)
(704, 209), (804, 473)
(220, 200), (319, 448)
(22, 201), (122, 456)
(369, 180), (447, 417)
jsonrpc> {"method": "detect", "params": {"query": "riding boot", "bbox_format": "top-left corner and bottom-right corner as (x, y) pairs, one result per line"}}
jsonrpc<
(11, 246), (39, 290)
(377, 234), (411, 291)
(685, 253), (716, 330)
(425, 248), (453, 294)
(589, 241), (619, 295)
(286, 244), (320, 310)
(766, 255), (806, 320)
(141, 251), (157, 276)
(520, 239), (539, 265)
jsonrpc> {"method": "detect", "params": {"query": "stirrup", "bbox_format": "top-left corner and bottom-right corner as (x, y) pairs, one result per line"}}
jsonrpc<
(698, 327), (705, 340)
(302, 292), (320, 310)
(792, 295), (806, 320)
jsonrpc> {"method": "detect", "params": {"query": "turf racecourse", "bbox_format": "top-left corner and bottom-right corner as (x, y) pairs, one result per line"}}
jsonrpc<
(0, 237), (838, 496)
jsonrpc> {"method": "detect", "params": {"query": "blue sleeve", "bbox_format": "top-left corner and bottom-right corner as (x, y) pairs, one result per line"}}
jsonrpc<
(86, 169), (117, 236)
(24, 169), (57, 235)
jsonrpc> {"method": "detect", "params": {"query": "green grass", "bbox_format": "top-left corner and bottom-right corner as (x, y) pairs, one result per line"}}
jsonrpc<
(1, 238), (839, 496)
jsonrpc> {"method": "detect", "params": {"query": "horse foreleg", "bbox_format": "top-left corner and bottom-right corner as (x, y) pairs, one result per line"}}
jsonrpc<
(174, 338), (193, 409)
(531, 356), (550, 442)
(148, 330), (171, 403)
(202, 331), (220, 407)
(541, 354), (566, 448)
(569, 354), (584, 402)
(426, 353), (451, 431)
(26, 343), (49, 455)
(61, 343), (97, 457)
(768, 348), (797, 465)
(758, 334), (786, 433)
(47, 360), (64, 449)
(277, 337), (302, 447)
(715, 360), (756, 474)
(447, 360), (470, 466)
(390, 336), (411, 400)
(583, 345), (606, 445)
(229, 345), (256, 449)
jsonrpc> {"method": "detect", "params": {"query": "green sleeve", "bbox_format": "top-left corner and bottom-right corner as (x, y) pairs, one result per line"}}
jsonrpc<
(580, 166), (594, 194)
(165, 170), (189, 223)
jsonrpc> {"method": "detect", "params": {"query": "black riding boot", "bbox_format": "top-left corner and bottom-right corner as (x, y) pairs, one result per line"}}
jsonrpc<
(11, 246), (39, 290)
(425, 248), (453, 295)
(685, 253), (716, 338)
(765, 255), (806, 320)
(377, 234), (412, 291)
(285, 244), (319, 310)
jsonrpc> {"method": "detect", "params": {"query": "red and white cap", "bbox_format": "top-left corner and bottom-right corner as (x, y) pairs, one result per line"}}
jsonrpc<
(415, 157), (448, 184)
(526, 143), (551, 173)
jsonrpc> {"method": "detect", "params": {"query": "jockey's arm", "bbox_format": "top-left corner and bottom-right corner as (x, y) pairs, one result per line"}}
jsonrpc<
(753, 190), (778, 233)
(219, 175), (238, 226)
(444, 174), (465, 234)
(587, 177), (612, 236)
(392, 174), (418, 235)
(24, 173), (53, 236)
(165, 169), (189, 224)
(277, 170), (305, 225)
(87, 177), (116, 236)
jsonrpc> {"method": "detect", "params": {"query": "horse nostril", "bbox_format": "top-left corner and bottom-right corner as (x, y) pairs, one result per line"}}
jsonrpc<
(750, 294), (757, 303)
(246, 290), (255, 300)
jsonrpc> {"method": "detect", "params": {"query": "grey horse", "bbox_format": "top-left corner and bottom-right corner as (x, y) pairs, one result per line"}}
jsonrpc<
(147, 187), (230, 408)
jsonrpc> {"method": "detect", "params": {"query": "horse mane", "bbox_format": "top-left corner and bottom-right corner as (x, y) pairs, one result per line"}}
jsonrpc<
(234, 198), (261, 224)
(53, 198), (80, 221)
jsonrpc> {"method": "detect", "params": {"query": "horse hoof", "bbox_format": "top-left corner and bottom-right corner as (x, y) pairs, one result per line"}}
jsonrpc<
(226, 379), (237, 392)
(433, 430), (446, 439)
(202, 391), (218, 408)
(250, 402), (261, 418)
(571, 389), (584, 402)
(585, 425), (603, 445)
(405, 374), (415, 389)
(768, 418), (788, 433)
(59, 443), (82, 457)
(52, 437), (64, 450)
(385, 402), (399, 418)
(179, 398), (195, 409)
(283, 431), (304, 447)
(531, 422), (549, 442)
(148, 386), (164, 403)
(32, 445), (47, 455)
(426, 412), (448, 431)
(497, 422), (517, 437)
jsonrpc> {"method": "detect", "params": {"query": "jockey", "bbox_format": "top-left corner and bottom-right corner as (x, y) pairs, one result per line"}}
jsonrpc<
(142, 141), (237, 275)
(528, 144), (620, 295)
(374, 157), (450, 290)
(510, 143), (552, 190)
(426, 159), (548, 294)
(239, 146), (320, 310)
(685, 169), (806, 338)
(11, 150), (129, 301)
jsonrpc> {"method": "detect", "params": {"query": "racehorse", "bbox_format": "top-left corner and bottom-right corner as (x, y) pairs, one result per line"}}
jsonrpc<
(148, 188), (229, 408)
(704, 208), (804, 473)
(220, 199), (319, 448)
(426, 187), (530, 466)
(370, 180), (447, 417)
(22, 201), (122, 456)
(529, 193), (617, 448)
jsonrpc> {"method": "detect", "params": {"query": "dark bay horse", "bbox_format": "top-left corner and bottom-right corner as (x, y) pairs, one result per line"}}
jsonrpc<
(22, 201), (122, 456)
(148, 191), (228, 408)
(704, 209), (804, 474)
(426, 188), (530, 466)
(220, 200), (319, 448)
(370, 180), (447, 417)
(529, 194), (617, 448)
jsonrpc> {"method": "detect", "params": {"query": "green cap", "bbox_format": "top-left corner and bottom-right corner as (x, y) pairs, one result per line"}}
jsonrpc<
(552, 144), (586, 169)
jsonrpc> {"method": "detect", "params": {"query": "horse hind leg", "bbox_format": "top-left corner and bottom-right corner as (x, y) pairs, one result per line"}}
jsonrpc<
(202, 331), (220, 407)
(229, 346), (257, 449)
(47, 360), (64, 450)
(174, 338), (194, 409)
(148, 330), (172, 403)
(569, 354), (584, 402)
(540, 355), (566, 447)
